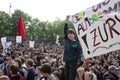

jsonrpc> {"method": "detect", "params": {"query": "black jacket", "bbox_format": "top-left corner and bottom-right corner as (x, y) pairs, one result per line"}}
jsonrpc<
(103, 71), (118, 80)
(10, 75), (20, 80)
(63, 23), (83, 62)
(27, 67), (35, 80)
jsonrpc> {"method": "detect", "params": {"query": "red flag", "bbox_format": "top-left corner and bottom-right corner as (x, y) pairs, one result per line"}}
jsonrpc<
(18, 15), (26, 40)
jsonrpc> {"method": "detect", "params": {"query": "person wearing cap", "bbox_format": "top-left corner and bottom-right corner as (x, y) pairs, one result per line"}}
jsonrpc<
(63, 16), (83, 80)
(102, 65), (119, 80)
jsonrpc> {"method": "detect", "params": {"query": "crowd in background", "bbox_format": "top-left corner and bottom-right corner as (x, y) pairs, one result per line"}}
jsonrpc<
(0, 42), (120, 80)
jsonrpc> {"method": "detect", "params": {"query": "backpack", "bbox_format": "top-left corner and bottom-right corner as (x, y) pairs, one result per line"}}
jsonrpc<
(20, 67), (28, 79)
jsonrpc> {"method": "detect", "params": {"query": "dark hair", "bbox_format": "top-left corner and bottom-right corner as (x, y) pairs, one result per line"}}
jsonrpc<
(59, 66), (65, 73)
(15, 58), (22, 68)
(36, 66), (41, 72)
(3, 57), (8, 61)
(10, 65), (19, 75)
(53, 71), (60, 79)
(67, 29), (75, 35)
(26, 59), (33, 67)
(40, 64), (51, 74)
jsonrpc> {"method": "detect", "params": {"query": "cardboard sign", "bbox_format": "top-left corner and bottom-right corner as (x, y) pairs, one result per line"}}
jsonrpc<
(72, 0), (120, 58)
(1, 37), (7, 49)
(16, 36), (22, 43)
(29, 41), (35, 48)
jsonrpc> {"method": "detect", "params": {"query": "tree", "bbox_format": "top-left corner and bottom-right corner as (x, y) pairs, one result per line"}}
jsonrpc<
(10, 9), (31, 36)
(0, 11), (10, 37)
(27, 18), (40, 40)
(0, 9), (75, 44)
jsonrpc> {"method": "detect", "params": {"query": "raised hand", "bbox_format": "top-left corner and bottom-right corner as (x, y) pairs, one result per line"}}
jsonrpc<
(65, 15), (70, 23)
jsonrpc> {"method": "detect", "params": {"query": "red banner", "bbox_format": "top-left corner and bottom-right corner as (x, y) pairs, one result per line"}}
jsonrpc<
(18, 15), (26, 40)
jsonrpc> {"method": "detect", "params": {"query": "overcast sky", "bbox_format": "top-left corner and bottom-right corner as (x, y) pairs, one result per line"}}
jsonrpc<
(0, 0), (104, 21)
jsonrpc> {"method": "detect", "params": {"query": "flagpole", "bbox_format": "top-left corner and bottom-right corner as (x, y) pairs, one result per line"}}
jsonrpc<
(9, 3), (12, 35)
(7, 3), (12, 37)
(9, 3), (12, 16)
(7, 3), (12, 39)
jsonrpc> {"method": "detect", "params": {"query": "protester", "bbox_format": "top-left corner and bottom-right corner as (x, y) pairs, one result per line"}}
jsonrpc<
(58, 66), (65, 80)
(34, 66), (45, 80)
(0, 70), (3, 76)
(76, 67), (85, 80)
(0, 75), (10, 80)
(10, 64), (20, 80)
(84, 72), (93, 80)
(40, 63), (58, 80)
(26, 59), (35, 80)
(0, 38), (120, 80)
(53, 71), (60, 80)
(103, 65), (119, 80)
(63, 16), (83, 80)
(100, 65), (108, 80)
(0, 57), (9, 75)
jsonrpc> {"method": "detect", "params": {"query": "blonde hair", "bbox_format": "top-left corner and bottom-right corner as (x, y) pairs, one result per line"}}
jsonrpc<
(0, 70), (3, 76)
(77, 67), (85, 80)
(85, 72), (93, 80)
(0, 75), (10, 80)
(77, 67), (85, 73)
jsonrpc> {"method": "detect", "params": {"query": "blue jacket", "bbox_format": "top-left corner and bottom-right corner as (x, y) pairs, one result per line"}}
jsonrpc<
(63, 23), (83, 62)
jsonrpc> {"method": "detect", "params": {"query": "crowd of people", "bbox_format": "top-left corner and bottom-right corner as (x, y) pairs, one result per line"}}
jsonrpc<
(0, 16), (119, 80)
(0, 42), (120, 80)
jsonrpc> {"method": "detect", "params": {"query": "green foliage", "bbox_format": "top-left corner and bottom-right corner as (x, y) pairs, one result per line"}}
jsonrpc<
(10, 9), (31, 36)
(0, 11), (10, 37)
(0, 10), (74, 44)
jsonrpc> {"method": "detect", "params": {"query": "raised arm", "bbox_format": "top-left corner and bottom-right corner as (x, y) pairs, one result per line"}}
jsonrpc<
(64, 16), (70, 40)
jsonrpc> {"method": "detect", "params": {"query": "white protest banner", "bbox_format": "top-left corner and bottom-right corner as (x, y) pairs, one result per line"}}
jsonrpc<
(56, 35), (60, 46)
(7, 42), (12, 48)
(29, 41), (35, 48)
(1, 37), (7, 49)
(71, 0), (120, 58)
(16, 36), (22, 43)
